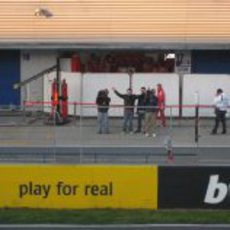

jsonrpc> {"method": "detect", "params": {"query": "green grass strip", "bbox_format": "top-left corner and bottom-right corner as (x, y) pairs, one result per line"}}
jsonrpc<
(0, 209), (230, 224)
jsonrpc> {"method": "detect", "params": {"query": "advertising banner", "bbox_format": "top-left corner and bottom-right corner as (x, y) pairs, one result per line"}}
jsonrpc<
(159, 166), (230, 209)
(0, 165), (158, 209)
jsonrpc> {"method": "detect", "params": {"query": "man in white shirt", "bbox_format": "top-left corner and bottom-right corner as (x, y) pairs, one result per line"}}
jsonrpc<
(211, 88), (229, 135)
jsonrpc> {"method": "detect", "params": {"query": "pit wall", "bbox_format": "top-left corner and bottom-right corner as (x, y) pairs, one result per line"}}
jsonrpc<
(43, 72), (179, 116)
(0, 165), (229, 209)
(43, 72), (230, 117)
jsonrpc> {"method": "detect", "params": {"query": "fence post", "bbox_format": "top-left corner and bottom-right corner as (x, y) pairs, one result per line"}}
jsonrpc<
(169, 106), (173, 134)
(22, 100), (26, 124)
(195, 105), (199, 143)
(165, 136), (174, 163)
(79, 72), (84, 163)
(194, 91), (200, 143)
(74, 102), (77, 126)
(52, 106), (57, 163)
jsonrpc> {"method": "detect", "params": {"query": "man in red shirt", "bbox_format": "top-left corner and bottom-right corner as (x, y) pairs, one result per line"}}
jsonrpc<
(157, 83), (166, 127)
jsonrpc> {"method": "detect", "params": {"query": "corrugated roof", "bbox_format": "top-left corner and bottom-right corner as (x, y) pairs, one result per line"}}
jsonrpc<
(0, 0), (230, 48)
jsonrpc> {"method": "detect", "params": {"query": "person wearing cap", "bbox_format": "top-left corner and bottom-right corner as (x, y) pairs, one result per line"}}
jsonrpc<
(112, 87), (139, 134)
(211, 88), (229, 135)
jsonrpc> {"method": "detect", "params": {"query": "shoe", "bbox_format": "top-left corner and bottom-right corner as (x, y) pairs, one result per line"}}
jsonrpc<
(221, 130), (227, 134)
(210, 131), (217, 135)
(145, 133), (150, 137)
(97, 131), (102, 134)
(152, 133), (156, 138)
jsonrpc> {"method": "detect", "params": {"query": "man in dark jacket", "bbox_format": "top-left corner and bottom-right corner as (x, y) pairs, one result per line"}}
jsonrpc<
(112, 87), (139, 133)
(96, 89), (111, 134)
(135, 86), (147, 133)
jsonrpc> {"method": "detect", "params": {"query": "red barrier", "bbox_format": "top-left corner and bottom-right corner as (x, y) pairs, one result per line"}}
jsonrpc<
(51, 80), (59, 117)
(24, 101), (218, 109)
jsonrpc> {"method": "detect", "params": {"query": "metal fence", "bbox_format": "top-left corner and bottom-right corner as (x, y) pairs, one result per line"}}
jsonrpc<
(0, 103), (229, 165)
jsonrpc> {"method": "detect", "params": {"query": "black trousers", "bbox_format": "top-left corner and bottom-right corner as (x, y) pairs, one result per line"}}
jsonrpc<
(212, 110), (227, 133)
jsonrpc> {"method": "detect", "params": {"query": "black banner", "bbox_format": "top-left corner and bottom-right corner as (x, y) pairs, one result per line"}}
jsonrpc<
(158, 166), (230, 209)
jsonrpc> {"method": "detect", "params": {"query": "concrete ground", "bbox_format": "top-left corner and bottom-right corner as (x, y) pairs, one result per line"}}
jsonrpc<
(0, 115), (229, 164)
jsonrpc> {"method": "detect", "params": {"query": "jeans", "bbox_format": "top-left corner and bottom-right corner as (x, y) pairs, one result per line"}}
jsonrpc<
(123, 110), (134, 132)
(97, 112), (109, 133)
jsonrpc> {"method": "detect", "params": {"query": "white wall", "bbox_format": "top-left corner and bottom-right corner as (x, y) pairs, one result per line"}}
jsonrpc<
(21, 50), (57, 104)
(35, 70), (230, 117)
(82, 73), (129, 116)
(43, 72), (130, 116)
(183, 74), (230, 116)
(43, 73), (179, 117)
(82, 73), (179, 116)
(60, 58), (71, 72)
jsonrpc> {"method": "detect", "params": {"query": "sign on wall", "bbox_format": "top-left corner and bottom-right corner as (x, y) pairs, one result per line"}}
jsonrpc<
(158, 166), (230, 209)
(0, 165), (158, 209)
(175, 51), (191, 74)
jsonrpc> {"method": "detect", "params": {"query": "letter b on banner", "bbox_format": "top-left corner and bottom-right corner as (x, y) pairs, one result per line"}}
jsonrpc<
(204, 175), (228, 204)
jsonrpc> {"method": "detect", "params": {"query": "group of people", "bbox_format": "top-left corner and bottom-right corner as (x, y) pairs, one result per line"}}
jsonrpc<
(96, 84), (166, 137)
(96, 86), (229, 136)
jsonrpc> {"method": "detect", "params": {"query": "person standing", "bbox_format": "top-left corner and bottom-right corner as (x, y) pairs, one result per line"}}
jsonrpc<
(96, 89), (111, 134)
(112, 87), (138, 134)
(144, 88), (158, 137)
(157, 83), (166, 127)
(135, 87), (147, 133)
(211, 88), (229, 135)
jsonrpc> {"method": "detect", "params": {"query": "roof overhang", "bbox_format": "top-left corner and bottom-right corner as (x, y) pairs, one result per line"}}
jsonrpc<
(0, 40), (230, 50)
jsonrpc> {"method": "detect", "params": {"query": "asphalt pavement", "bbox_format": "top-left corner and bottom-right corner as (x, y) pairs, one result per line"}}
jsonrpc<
(0, 117), (229, 164)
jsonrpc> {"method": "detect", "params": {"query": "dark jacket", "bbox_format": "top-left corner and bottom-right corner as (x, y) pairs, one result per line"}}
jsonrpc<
(145, 90), (158, 113)
(96, 90), (111, 113)
(114, 90), (138, 112)
(136, 93), (146, 113)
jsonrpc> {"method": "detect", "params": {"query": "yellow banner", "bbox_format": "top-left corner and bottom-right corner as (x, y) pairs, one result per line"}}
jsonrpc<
(0, 165), (158, 209)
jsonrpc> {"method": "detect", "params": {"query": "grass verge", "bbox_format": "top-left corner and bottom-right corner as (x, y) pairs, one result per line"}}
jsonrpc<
(0, 209), (230, 224)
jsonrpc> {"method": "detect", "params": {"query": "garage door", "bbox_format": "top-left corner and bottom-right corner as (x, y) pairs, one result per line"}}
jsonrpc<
(0, 51), (20, 105)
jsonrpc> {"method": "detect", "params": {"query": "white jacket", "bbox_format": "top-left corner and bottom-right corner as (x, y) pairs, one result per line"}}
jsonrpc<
(214, 93), (229, 111)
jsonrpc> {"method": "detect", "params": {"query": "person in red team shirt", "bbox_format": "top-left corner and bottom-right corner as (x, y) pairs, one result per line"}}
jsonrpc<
(157, 83), (166, 127)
